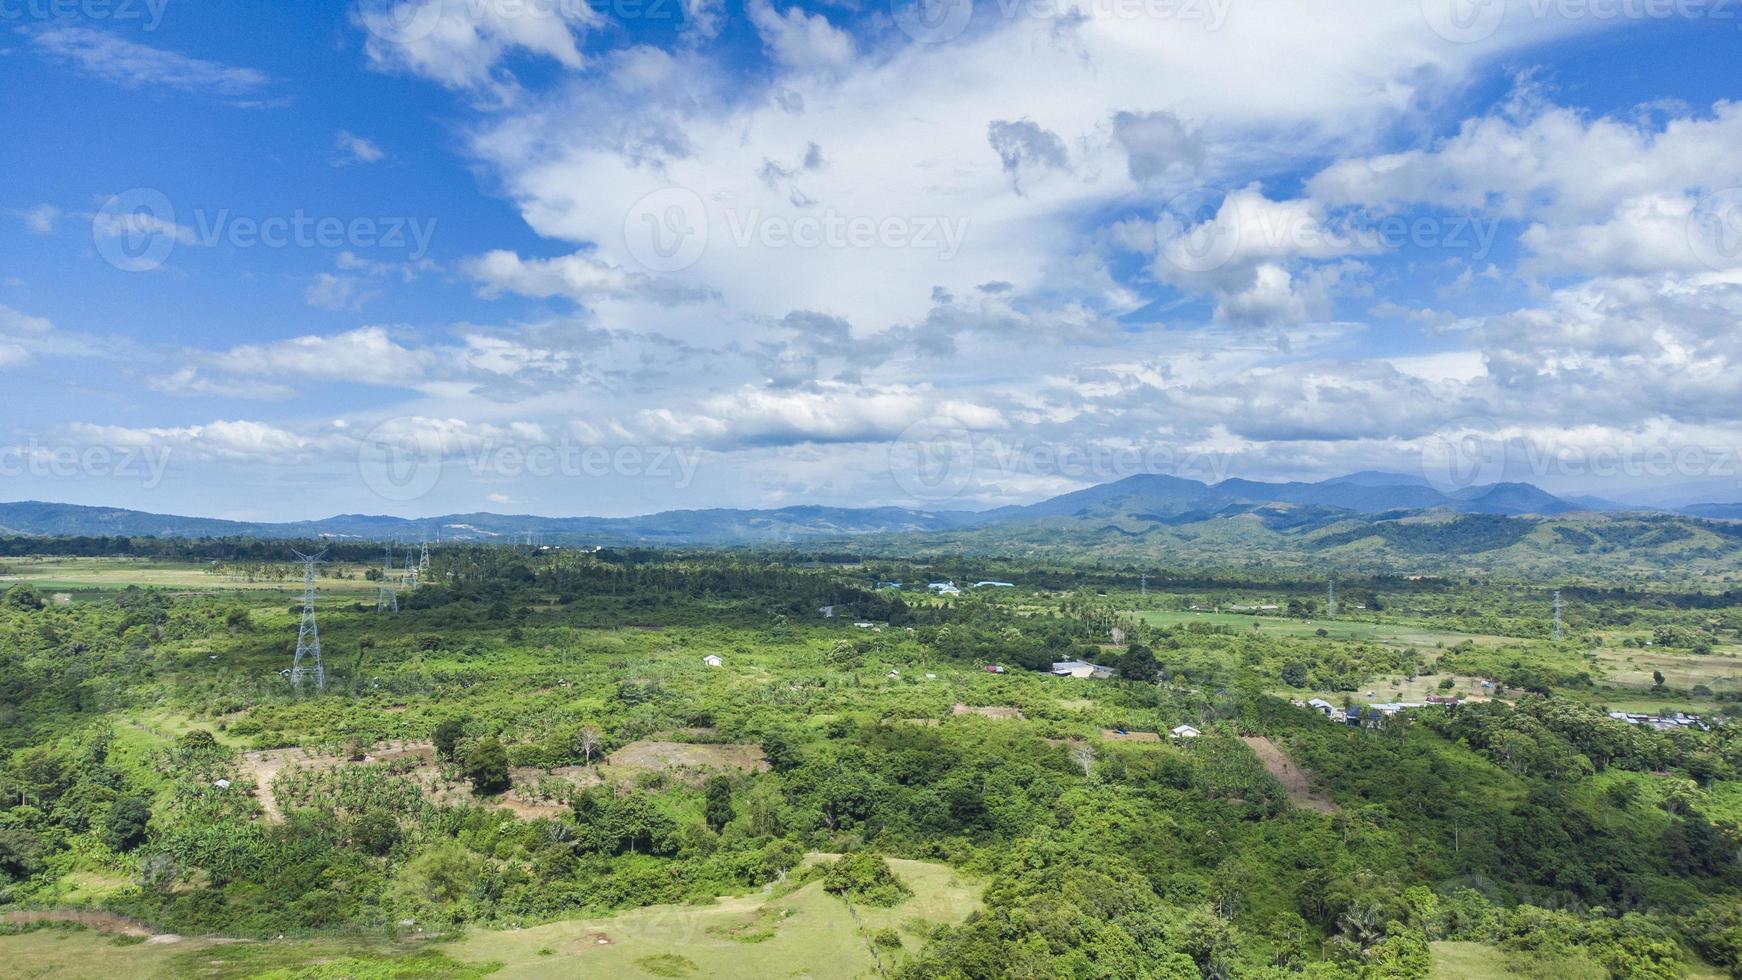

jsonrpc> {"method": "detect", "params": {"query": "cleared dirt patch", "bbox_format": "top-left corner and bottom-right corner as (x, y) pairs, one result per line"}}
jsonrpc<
(953, 704), (1025, 720)
(241, 741), (454, 821)
(1, 910), (158, 938)
(1100, 729), (1160, 742)
(1241, 736), (1338, 814)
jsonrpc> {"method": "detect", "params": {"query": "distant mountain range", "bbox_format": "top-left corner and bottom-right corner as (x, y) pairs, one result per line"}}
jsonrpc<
(2, 473), (1740, 572)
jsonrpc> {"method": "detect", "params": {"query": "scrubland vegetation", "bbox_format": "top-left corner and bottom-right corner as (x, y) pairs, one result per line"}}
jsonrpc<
(2, 543), (1742, 977)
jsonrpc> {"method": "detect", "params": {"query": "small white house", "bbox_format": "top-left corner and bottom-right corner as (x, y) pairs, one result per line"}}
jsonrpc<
(1170, 725), (1202, 739)
(703, 654), (723, 668)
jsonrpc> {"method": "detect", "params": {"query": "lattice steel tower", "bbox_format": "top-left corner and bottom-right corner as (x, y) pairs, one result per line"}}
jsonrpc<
(1326, 578), (1336, 619)
(1553, 590), (1564, 641)
(291, 551), (325, 690)
(376, 544), (398, 613)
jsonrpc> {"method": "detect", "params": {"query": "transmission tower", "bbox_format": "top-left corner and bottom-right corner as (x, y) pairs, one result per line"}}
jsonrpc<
(375, 544), (398, 613)
(418, 535), (430, 577)
(1326, 578), (1336, 619)
(290, 551), (325, 690)
(1553, 590), (1564, 641)
(1140, 573), (1147, 599)
(402, 542), (418, 590)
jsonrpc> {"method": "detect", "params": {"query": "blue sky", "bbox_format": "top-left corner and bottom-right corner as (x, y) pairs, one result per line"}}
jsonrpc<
(4, 0), (1742, 519)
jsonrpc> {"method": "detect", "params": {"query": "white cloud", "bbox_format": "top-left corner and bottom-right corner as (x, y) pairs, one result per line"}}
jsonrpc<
(22, 205), (59, 234)
(638, 381), (1004, 448)
(461, 249), (713, 306)
(747, 0), (855, 75)
(147, 367), (294, 400)
(66, 420), (327, 463)
(305, 273), (383, 312)
(214, 327), (431, 385)
(355, 0), (601, 93)
(32, 27), (274, 101)
(333, 131), (387, 166)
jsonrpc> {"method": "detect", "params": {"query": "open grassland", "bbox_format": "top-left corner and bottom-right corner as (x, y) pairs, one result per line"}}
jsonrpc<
(1129, 608), (1515, 649)
(0, 557), (377, 595)
(449, 856), (978, 979)
(0, 927), (489, 980)
(1594, 646), (1742, 693)
(1275, 670), (1503, 708)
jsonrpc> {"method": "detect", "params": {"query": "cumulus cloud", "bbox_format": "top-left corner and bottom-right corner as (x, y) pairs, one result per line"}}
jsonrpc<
(747, 0), (854, 75)
(639, 382), (1004, 448)
(1112, 111), (1201, 183)
(461, 249), (715, 306)
(213, 327), (431, 385)
(355, 0), (601, 93)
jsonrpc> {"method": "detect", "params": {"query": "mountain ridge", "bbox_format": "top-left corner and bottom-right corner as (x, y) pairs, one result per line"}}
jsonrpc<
(0, 471), (1720, 546)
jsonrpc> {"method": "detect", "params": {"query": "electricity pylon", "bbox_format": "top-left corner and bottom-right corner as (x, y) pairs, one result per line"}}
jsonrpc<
(375, 544), (398, 613)
(290, 551), (325, 690)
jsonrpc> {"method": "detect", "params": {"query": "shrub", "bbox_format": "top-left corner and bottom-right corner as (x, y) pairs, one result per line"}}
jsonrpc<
(101, 796), (152, 852)
(463, 738), (511, 795)
(822, 852), (911, 907)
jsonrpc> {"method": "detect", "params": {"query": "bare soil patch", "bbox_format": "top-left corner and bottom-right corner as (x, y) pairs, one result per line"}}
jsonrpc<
(1100, 729), (1160, 742)
(1241, 736), (1339, 814)
(953, 704), (1025, 720)
(240, 740), (445, 821)
(1, 910), (158, 938)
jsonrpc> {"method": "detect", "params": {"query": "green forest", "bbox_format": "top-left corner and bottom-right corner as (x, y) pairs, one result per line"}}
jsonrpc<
(3, 542), (1742, 978)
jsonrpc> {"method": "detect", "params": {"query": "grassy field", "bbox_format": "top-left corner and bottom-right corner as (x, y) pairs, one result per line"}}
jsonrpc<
(0, 557), (377, 595)
(0, 855), (979, 980)
(448, 856), (980, 979)
(1431, 940), (1728, 979)
(1276, 670), (1503, 708)
(1129, 609), (1514, 649)
(1593, 647), (1742, 694)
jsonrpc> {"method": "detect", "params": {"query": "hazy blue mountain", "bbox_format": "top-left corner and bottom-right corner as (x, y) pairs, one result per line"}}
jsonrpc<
(1684, 503), (1742, 520)
(0, 471), (1600, 546)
